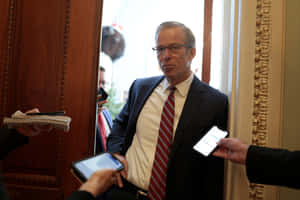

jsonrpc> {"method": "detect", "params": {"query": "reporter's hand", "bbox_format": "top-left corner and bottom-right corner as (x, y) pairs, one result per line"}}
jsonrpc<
(97, 95), (108, 114)
(213, 138), (249, 164)
(16, 108), (53, 136)
(79, 169), (118, 197)
(112, 153), (128, 188)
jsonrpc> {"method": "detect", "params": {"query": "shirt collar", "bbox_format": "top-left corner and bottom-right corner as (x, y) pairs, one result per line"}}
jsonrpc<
(162, 73), (194, 97)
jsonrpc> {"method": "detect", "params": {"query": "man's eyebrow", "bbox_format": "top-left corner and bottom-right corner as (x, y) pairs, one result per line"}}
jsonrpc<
(157, 43), (181, 47)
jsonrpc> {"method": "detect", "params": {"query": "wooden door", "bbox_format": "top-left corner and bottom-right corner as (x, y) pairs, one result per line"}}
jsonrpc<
(0, 0), (103, 199)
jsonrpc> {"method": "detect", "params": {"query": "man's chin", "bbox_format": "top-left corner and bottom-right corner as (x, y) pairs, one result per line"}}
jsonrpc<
(164, 73), (176, 82)
(164, 72), (173, 78)
(163, 69), (175, 75)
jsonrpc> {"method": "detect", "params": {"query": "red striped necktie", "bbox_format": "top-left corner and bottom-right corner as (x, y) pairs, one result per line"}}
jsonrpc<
(148, 87), (176, 200)
(97, 113), (107, 151)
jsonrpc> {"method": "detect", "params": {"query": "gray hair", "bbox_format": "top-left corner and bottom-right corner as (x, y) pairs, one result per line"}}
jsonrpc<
(155, 21), (196, 48)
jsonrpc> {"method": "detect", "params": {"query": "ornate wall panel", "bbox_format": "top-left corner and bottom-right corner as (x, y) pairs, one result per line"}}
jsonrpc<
(225, 0), (285, 199)
(250, 0), (272, 199)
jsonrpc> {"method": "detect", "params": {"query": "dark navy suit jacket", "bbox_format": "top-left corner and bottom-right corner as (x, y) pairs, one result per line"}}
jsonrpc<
(107, 75), (228, 200)
(102, 109), (113, 127)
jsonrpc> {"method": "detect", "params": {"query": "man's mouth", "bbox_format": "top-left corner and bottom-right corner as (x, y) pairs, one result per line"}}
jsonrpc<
(163, 64), (175, 69)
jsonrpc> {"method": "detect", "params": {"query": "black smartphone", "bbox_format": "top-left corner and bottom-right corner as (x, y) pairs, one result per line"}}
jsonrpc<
(71, 152), (124, 181)
(97, 87), (108, 102)
(26, 111), (65, 116)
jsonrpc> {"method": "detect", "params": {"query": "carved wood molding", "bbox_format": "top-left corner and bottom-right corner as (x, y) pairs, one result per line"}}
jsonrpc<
(1, 0), (72, 190)
(4, 173), (57, 187)
(60, 0), (71, 111)
(1, 0), (17, 120)
(250, 0), (272, 199)
(55, 0), (71, 185)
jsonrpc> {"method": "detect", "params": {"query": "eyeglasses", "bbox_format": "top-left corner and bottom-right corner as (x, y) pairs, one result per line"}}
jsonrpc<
(152, 44), (191, 55)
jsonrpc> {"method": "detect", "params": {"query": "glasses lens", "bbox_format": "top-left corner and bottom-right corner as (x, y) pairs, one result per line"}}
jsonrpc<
(153, 44), (188, 55)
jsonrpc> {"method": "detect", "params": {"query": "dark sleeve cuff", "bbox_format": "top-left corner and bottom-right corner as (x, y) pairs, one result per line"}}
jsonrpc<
(245, 145), (260, 182)
(245, 145), (280, 183)
(246, 145), (300, 189)
(246, 145), (281, 183)
(0, 125), (29, 159)
(65, 190), (95, 200)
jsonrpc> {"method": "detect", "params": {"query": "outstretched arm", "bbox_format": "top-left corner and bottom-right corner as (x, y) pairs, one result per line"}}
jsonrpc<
(0, 108), (52, 159)
(213, 138), (249, 164)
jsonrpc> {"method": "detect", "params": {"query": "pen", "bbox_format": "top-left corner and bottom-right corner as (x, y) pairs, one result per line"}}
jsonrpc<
(27, 111), (66, 116)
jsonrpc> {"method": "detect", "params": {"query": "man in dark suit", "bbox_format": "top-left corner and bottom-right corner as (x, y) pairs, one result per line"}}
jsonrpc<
(213, 138), (300, 189)
(106, 21), (228, 200)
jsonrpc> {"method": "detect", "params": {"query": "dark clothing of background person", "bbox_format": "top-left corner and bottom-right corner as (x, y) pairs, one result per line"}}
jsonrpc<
(107, 75), (228, 200)
(0, 125), (29, 159)
(246, 145), (300, 189)
(65, 191), (96, 200)
(0, 126), (28, 200)
(0, 125), (98, 200)
(95, 108), (113, 153)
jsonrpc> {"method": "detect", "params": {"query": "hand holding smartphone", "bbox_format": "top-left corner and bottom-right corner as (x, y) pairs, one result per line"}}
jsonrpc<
(71, 153), (124, 182)
(97, 87), (108, 102)
(193, 126), (228, 156)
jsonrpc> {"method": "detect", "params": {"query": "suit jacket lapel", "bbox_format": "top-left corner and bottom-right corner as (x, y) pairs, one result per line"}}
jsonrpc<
(169, 77), (205, 162)
(123, 76), (165, 153)
(131, 76), (164, 124)
(102, 109), (113, 129)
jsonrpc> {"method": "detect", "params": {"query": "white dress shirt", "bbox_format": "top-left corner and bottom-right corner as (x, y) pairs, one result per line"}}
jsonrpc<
(125, 74), (194, 190)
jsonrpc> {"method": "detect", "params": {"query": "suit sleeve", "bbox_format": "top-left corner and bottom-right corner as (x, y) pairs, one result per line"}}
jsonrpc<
(65, 191), (95, 200)
(106, 80), (136, 153)
(215, 93), (229, 131)
(0, 125), (29, 160)
(246, 145), (300, 189)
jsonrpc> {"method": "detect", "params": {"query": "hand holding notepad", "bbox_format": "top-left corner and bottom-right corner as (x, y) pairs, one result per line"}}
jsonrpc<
(3, 110), (72, 132)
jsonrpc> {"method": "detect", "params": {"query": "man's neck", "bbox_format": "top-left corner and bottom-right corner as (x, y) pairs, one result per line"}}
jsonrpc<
(167, 70), (192, 86)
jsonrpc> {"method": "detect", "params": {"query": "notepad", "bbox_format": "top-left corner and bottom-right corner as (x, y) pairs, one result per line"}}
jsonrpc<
(3, 110), (72, 132)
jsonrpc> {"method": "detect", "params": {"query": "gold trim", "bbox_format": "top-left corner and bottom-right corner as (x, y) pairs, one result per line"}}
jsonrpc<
(250, 0), (272, 199)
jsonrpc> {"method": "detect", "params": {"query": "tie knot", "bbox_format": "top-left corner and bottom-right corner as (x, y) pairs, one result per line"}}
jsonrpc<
(169, 86), (176, 93)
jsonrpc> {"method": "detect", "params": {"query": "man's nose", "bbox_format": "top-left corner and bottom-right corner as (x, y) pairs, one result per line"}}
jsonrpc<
(161, 48), (172, 58)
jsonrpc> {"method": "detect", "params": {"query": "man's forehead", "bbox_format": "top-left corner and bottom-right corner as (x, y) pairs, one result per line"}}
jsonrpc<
(157, 28), (186, 45)
(158, 26), (184, 35)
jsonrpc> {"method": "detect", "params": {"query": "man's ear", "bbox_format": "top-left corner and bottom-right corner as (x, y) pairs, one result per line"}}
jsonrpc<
(188, 47), (196, 61)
